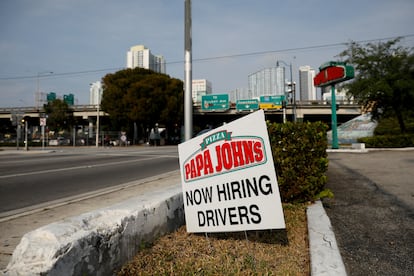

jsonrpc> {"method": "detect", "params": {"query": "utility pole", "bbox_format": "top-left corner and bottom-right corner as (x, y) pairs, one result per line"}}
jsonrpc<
(96, 86), (100, 148)
(330, 85), (339, 149)
(184, 0), (193, 141)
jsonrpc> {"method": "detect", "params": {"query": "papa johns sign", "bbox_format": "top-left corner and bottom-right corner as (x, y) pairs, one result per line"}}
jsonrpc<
(178, 110), (285, 233)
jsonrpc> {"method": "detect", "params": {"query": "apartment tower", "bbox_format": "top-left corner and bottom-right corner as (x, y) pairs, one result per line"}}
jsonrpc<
(126, 45), (166, 74)
(299, 66), (316, 101)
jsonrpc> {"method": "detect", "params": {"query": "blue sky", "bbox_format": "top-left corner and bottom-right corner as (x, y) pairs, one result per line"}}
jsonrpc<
(1, 0), (413, 107)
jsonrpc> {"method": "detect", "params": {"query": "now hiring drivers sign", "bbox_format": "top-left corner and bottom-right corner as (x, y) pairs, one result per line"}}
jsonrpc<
(178, 110), (285, 233)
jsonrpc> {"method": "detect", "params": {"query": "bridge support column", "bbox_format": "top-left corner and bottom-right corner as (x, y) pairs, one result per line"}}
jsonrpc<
(88, 117), (95, 145)
(295, 108), (304, 122)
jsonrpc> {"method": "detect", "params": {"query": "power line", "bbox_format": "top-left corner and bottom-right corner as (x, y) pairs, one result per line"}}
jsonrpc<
(187, 34), (414, 63)
(0, 67), (124, 81)
(1, 34), (413, 81)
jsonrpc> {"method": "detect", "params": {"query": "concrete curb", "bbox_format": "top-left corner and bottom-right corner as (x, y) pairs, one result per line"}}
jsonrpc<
(307, 200), (347, 276)
(2, 181), (347, 275)
(3, 186), (184, 276)
(326, 146), (414, 153)
(3, 199), (346, 275)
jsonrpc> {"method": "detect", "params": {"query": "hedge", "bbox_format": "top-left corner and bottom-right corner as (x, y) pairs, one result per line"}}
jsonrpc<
(358, 134), (414, 148)
(267, 121), (329, 203)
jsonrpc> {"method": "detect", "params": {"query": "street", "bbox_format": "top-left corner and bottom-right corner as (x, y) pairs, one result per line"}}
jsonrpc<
(0, 146), (179, 218)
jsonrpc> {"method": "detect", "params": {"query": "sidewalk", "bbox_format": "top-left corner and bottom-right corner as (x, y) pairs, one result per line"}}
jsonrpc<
(0, 171), (182, 271)
(323, 149), (414, 275)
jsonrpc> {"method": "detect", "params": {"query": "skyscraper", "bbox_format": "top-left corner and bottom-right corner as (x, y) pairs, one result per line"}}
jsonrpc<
(228, 88), (250, 102)
(89, 81), (102, 105)
(126, 45), (166, 74)
(248, 66), (285, 98)
(299, 66), (316, 101)
(192, 79), (212, 103)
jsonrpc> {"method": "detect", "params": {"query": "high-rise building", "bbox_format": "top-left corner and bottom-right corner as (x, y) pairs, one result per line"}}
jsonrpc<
(192, 79), (212, 103)
(299, 66), (316, 101)
(90, 81), (102, 105)
(126, 45), (166, 74)
(228, 88), (250, 103)
(248, 66), (285, 99)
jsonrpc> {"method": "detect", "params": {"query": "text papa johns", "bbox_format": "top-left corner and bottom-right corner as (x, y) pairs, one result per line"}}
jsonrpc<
(184, 136), (266, 182)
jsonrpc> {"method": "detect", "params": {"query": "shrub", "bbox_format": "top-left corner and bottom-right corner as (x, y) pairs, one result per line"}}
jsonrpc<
(358, 134), (414, 148)
(360, 115), (414, 148)
(374, 116), (414, 136)
(267, 121), (329, 203)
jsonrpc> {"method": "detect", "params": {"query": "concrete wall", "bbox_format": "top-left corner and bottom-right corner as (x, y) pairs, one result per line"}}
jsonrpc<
(4, 186), (184, 276)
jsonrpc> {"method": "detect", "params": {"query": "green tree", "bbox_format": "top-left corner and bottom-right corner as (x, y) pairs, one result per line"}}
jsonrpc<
(43, 99), (74, 132)
(101, 68), (184, 141)
(339, 38), (414, 133)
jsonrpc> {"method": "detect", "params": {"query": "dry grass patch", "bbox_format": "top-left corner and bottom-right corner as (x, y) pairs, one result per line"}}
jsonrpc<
(118, 203), (309, 275)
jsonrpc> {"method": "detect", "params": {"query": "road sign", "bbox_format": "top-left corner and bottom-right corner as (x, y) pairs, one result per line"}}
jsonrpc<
(47, 92), (56, 102)
(64, 94), (75, 105)
(314, 61), (355, 149)
(259, 103), (282, 110)
(178, 110), (285, 233)
(40, 118), (47, 126)
(202, 94), (229, 111)
(259, 96), (285, 110)
(314, 62), (354, 87)
(260, 95), (285, 105)
(236, 99), (259, 112)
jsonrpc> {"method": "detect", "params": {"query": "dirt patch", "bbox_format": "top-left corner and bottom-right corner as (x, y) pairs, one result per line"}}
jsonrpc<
(118, 203), (309, 275)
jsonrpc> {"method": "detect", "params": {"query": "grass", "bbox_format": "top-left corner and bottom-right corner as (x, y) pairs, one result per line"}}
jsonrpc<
(117, 203), (309, 275)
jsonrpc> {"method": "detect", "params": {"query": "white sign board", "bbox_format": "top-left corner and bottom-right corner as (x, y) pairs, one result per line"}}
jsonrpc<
(39, 118), (47, 126)
(178, 110), (285, 233)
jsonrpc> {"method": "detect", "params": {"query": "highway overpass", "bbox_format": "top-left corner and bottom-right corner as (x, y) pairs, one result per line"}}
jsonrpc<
(0, 100), (361, 120)
(0, 100), (361, 139)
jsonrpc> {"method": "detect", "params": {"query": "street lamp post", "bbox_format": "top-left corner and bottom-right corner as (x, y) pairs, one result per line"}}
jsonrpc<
(184, 0), (193, 141)
(96, 90), (100, 148)
(90, 82), (102, 148)
(277, 60), (296, 122)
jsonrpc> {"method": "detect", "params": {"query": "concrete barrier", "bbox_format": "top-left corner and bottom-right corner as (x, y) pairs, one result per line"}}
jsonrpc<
(307, 201), (347, 276)
(351, 143), (365, 150)
(3, 185), (184, 276)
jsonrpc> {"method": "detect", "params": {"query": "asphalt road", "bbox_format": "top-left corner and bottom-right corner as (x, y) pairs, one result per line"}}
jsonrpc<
(324, 150), (414, 276)
(0, 146), (179, 217)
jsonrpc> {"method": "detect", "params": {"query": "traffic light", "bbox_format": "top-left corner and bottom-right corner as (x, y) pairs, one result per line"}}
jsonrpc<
(336, 104), (339, 111)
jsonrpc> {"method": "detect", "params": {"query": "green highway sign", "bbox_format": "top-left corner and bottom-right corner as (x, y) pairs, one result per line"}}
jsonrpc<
(260, 95), (286, 105)
(64, 94), (75, 105)
(236, 99), (259, 112)
(202, 94), (229, 111)
(47, 92), (56, 102)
